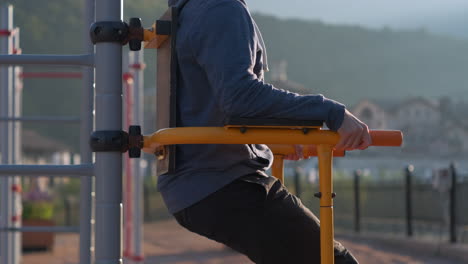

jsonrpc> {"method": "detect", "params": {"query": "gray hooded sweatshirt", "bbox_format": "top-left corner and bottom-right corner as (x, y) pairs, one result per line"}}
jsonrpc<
(161, 0), (345, 213)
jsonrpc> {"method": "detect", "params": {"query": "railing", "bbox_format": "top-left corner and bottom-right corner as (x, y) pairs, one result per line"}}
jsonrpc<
(295, 164), (468, 245)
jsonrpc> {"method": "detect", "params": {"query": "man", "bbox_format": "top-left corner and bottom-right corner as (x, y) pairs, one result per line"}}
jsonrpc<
(160, 0), (371, 263)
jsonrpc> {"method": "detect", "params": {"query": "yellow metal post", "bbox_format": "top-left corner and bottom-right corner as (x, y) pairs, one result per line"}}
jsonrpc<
(272, 155), (284, 182)
(317, 144), (334, 264)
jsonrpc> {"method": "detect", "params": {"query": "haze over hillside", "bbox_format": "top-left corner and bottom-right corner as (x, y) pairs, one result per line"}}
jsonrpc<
(254, 13), (468, 105)
(247, 0), (468, 39)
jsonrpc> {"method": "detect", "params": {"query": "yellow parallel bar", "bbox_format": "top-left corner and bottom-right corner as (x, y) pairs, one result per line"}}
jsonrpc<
(143, 27), (156, 42)
(143, 127), (340, 153)
(317, 144), (335, 264)
(271, 155), (284, 182)
(143, 25), (170, 49)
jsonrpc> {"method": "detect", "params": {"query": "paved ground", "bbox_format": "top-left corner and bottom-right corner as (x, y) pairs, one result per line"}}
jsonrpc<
(21, 220), (466, 264)
(338, 235), (462, 264)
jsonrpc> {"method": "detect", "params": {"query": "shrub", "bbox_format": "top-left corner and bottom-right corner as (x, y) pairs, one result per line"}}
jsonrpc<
(22, 201), (54, 220)
(22, 187), (54, 221)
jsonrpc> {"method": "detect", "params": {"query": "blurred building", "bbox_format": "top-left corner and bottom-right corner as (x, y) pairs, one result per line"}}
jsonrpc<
(21, 130), (70, 162)
(353, 97), (468, 156)
(0, 129), (73, 190)
(269, 60), (310, 94)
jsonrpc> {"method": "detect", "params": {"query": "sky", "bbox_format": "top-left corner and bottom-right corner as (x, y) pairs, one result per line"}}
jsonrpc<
(246, 0), (468, 30)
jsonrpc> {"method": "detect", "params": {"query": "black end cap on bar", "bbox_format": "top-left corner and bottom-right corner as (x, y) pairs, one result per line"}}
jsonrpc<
(90, 21), (129, 45)
(128, 126), (143, 158)
(90, 130), (129, 153)
(90, 19), (146, 51)
(128, 18), (143, 51)
(89, 126), (143, 158)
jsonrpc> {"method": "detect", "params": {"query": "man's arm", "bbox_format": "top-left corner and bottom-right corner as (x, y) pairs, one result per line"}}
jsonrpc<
(189, 0), (371, 150)
(189, 1), (344, 130)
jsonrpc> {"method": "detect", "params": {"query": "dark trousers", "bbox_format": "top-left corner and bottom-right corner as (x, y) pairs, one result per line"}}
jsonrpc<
(174, 173), (358, 264)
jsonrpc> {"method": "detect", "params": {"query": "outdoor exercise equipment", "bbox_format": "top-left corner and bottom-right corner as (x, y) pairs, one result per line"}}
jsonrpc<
(0, 1), (402, 263)
(105, 124), (402, 264)
(0, 1), (144, 263)
(0, 4), (95, 264)
(89, 6), (403, 264)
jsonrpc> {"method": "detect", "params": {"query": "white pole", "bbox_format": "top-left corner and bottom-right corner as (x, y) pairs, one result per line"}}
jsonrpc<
(11, 25), (22, 264)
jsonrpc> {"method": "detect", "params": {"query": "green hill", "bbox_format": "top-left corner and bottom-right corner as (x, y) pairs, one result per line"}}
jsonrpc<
(254, 14), (468, 104)
(3, 0), (468, 150)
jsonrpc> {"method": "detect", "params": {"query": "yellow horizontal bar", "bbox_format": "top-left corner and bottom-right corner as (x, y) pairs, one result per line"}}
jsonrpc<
(143, 127), (339, 153)
(143, 25), (170, 49)
(143, 28), (156, 42)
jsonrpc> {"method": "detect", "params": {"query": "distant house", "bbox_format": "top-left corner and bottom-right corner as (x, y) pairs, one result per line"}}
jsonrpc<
(1, 129), (72, 190)
(352, 99), (388, 129)
(269, 60), (310, 95)
(22, 130), (70, 162)
(352, 97), (468, 156)
(393, 98), (441, 129)
(0, 129), (69, 162)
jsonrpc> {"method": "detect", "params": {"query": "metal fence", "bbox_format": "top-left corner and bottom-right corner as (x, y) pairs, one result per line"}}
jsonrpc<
(141, 161), (468, 246)
(296, 163), (468, 244)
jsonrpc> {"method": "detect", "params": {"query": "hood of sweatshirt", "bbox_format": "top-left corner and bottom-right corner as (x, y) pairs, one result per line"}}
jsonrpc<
(167, 0), (268, 71)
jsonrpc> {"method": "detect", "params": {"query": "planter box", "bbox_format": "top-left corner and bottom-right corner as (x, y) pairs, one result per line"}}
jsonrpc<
(22, 219), (55, 251)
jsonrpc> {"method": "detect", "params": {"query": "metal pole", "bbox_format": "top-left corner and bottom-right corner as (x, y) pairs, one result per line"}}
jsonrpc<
(294, 166), (301, 198)
(11, 24), (22, 264)
(94, 1), (123, 263)
(317, 145), (335, 264)
(80, 0), (95, 263)
(0, 164), (94, 176)
(353, 170), (361, 233)
(0, 116), (81, 123)
(19, 72), (83, 79)
(0, 5), (14, 264)
(449, 162), (457, 243)
(405, 165), (414, 237)
(272, 155), (285, 182)
(0, 54), (94, 66)
(143, 184), (150, 221)
(130, 50), (144, 263)
(1, 226), (80, 233)
(65, 197), (72, 226)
